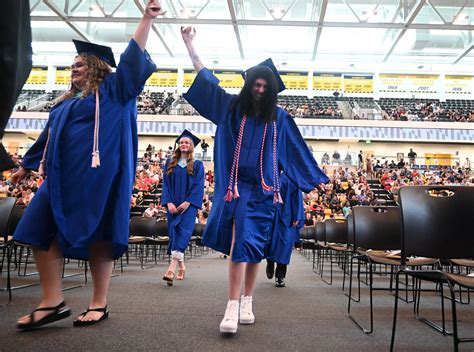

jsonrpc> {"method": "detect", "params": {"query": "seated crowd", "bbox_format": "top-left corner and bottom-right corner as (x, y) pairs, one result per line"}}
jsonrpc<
(380, 100), (474, 122)
(15, 89), (474, 122)
(279, 103), (342, 118)
(374, 161), (472, 202)
(302, 166), (377, 225)
(2, 145), (471, 236)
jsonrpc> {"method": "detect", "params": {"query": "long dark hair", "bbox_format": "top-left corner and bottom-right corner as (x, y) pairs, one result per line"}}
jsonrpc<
(230, 66), (278, 124)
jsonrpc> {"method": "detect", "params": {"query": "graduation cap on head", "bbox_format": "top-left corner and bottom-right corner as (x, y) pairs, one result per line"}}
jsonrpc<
(176, 129), (201, 147)
(72, 39), (117, 68)
(242, 58), (286, 93)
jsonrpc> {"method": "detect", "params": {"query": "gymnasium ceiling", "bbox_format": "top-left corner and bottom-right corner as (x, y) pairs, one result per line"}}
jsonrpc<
(30, 0), (474, 70)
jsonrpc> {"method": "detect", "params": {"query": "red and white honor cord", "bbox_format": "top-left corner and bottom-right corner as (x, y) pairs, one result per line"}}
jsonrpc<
(225, 116), (282, 204)
(224, 115), (247, 202)
(91, 90), (100, 168)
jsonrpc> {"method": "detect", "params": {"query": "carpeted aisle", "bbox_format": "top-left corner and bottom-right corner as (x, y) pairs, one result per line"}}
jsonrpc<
(0, 251), (472, 351)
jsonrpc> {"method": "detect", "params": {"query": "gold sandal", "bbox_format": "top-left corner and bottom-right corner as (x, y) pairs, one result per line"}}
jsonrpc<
(176, 269), (186, 280)
(162, 270), (175, 286)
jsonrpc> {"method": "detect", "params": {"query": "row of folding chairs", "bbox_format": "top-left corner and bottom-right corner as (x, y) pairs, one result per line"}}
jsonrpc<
(127, 216), (208, 270)
(299, 185), (474, 352)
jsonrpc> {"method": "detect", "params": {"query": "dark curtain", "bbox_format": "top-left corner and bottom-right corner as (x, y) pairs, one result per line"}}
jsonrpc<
(0, 0), (32, 170)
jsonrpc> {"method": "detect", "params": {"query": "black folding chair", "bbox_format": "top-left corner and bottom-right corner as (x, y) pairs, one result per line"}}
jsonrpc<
(347, 206), (402, 333)
(0, 197), (17, 305)
(321, 219), (348, 286)
(391, 186), (474, 352)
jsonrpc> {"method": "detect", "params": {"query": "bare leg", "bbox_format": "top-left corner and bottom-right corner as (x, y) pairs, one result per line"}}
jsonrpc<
(228, 223), (246, 300)
(243, 262), (260, 297)
(76, 241), (113, 322)
(165, 258), (179, 275)
(17, 240), (64, 324)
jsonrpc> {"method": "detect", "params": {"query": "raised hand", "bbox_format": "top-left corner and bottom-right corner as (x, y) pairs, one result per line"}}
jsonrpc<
(181, 26), (196, 43)
(145, 0), (166, 18)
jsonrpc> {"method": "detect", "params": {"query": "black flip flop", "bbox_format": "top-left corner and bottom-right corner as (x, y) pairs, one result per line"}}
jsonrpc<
(73, 306), (109, 327)
(16, 301), (71, 331)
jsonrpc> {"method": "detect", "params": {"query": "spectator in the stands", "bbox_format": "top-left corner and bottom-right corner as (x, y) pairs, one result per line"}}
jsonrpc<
(143, 202), (159, 218)
(397, 158), (405, 169)
(407, 148), (417, 166)
(332, 150), (340, 164)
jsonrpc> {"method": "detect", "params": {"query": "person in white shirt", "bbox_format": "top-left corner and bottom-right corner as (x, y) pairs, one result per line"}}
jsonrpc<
(143, 202), (159, 218)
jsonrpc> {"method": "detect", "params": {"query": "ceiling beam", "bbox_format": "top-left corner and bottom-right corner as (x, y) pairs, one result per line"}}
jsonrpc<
(133, 0), (174, 57)
(382, 0), (426, 62)
(342, 0), (362, 22)
(453, 42), (474, 64)
(227, 0), (245, 59)
(30, 0), (42, 13)
(312, 0), (328, 61)
(426, 0), (447, 24)
(42, 0), (92, 42)
(452, 0), (469, 24)
(30, 16), (474, 31)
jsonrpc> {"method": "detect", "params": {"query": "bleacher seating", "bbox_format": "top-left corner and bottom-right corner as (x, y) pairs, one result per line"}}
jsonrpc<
(277, 95), (342, 118)
(14, 90), (474, 122)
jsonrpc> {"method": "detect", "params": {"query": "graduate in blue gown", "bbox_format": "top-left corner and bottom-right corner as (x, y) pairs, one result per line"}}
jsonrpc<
(161, 130), (205, 286)
(266, 172), (305, 287)
(11, 0), (165, 330)
(181, 26), (329, 334)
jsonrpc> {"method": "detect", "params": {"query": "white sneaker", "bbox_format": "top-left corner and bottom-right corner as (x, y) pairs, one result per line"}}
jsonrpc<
(219, 300), (239, 333)
(239, 295), (255, 324)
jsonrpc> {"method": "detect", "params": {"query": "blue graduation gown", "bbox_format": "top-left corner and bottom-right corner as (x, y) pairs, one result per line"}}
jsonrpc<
(162, 158), (205, 254)
(183, 68), (329, 262)
(267, 173), (304, 265)
(13, 39), (156, 260)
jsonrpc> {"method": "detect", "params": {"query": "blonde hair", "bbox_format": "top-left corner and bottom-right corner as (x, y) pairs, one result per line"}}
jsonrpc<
(167, 141), (196, 176)
(56, 54), (112, 104)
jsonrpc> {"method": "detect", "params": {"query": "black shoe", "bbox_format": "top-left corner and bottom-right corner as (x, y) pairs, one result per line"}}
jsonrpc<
(16, 301), (71, 331)
(275, 278), (285, 287)
(266, 261), (274, 280)
(73, 306), (109, 327)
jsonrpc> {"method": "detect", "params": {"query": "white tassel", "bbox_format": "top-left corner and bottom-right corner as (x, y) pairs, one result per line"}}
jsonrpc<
(91, 151), (100, 168)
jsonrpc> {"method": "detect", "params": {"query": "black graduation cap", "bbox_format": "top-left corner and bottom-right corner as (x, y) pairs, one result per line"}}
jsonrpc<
(176, 129), (201, 147)
(242, 58), (286, 93)
(72, 39), (117, 68)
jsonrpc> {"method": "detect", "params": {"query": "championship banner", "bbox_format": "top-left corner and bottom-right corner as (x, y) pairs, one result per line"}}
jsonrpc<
(183, 69), (198, 87)
(145, 69), (178, 87)
(379, 74), (407, 93)
(55, 66), (71, 85)
(280, 71), (308, 90)
(408, 74), (439, 93)
(213, 70), (244, 88)
(26, 67), (48, 85)
(313, 73), (342, 91)
(343, 74), (373, 93)
(445, 75), (472, 95)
